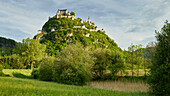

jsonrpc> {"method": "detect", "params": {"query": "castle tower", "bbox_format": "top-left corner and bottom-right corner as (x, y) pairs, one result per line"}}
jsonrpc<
(88, 16), (90, 24)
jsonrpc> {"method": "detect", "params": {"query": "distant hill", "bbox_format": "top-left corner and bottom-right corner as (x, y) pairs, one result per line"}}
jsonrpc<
(0, 37), (17, 48)
(34, 9), (121, 55)
(0, 36), (17, 56)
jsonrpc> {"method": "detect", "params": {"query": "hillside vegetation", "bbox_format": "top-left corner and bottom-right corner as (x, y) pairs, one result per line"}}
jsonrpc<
(34, 17), (119, 55)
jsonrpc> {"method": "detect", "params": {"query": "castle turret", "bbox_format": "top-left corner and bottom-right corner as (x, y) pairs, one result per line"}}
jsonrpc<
(88, 16), (91, 24)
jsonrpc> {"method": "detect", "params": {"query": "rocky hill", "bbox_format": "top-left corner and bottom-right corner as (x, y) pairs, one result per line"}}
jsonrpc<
(34, 9), (121, 55)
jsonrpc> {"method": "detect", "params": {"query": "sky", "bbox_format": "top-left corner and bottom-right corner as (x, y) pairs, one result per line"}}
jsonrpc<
(0, 0), (170, 50)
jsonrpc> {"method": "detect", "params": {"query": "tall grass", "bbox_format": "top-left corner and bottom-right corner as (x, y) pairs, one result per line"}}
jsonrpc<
(89, 79), (149, 92)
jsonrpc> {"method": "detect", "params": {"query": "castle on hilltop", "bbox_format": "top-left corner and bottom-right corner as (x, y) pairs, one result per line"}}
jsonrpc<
(37, 9), (105, 35)
(56, 9), (75, 20)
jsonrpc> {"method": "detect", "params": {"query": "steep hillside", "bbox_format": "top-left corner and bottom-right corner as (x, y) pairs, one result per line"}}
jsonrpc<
(34, 9), (120, 55)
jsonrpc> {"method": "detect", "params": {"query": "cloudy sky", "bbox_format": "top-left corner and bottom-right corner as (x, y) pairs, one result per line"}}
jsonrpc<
(0, 0), (170, 49)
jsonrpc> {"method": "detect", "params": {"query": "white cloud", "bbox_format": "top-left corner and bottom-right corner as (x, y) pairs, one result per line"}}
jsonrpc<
(0, 1), (51, 40)
(0, 0), (170, 49)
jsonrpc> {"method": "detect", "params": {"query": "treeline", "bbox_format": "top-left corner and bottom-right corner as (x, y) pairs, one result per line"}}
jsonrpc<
(0, 38), (152, 82)
(0, 37), (17, 56)
(0, 37), (17, 48)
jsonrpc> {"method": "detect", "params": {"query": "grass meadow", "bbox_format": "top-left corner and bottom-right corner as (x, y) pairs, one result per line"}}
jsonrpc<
(0, 69), (149, 96)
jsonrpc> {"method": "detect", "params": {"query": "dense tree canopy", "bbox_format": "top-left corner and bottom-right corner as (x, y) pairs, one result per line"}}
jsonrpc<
(53, 42), (95, 85)
(14, 38), (46, 69)
(148, 21), (170, 96)
(0, 37), (17, 48)
(0, 36), (17, 56)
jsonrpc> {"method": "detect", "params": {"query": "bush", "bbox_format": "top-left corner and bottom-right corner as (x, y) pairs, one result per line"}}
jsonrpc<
(92, 48), (125, 79)
(0, 64), (3, 72)
(101, 73), (115, 80)
(0, 64), (3, 76)
(0, 72), (3, 76)
(52, 43), (95, 85)
(3, 63), (12, 69)
(53, 62), (92, 85)
(31, 68), (39, 79)
(39, 57), (55, 81)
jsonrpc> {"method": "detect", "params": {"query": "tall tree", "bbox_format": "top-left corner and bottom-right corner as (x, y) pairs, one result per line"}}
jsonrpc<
(128, 43), (136, 78)
(146, 41), (155, 59)
(14, 38), (46, 69)
(93, 48), (112, 79)
(145, 41), (155, 77)
(148, 21), (170, 96)
(136, 44), (142, 77)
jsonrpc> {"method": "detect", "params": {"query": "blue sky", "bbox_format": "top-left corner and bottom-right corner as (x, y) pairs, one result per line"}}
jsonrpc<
(0, 0), (170, 49)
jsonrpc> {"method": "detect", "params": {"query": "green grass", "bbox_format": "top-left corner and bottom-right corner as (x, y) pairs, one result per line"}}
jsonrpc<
(0, 69), (148, 96)
(2, 69), (32, 76)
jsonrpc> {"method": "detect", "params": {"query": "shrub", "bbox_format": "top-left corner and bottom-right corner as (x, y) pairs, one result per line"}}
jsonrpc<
(53, 62), (92, 85)
(39, 57), (55, 81)
(92, 48), (125, 79)
(0, 64), (3, 76)
(0, 64), (3, 72)
(3, 63), (12, 69)
(102, 73), (115, 80)
(70, 11), (75, 16)
(52, 43), (95, 85)
(31, 68), (39, 79)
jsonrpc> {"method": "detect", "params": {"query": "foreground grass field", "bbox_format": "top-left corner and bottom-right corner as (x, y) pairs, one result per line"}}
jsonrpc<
(0, 69), (148, 96)
(0, 77), (148, 96)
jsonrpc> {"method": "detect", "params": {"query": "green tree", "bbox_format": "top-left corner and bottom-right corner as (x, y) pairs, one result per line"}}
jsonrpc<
(128, 43), (136, 78)
(148, 21), (170, 96)
(10, 54), (24, 69)
(109, 49), (125, 77)
(146, 41), (155, 59)
(0, 64), (3, 76)
(92, 48), (112, 79)
(93, 48), (125, 79)
(39, 57), (55, 81)
(70, 11), (75, 16)
(135, 44), (142, 77)
(14, 38), (46, 69)
(53, 42), (95, 85)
